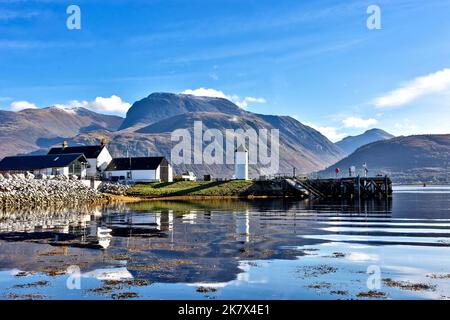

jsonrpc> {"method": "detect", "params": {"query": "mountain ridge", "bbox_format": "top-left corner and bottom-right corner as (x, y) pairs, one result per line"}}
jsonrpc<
(0, 106), (123, 158)
(34, 92), (345, 177)
(119, 92), (245, 130)
(336, 128), (394, 155)
(320, 134), (450, 183)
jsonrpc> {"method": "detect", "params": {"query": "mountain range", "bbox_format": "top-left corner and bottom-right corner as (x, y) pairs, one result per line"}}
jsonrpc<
(0, 93), (345, 178)
(336, 128), (395, 155)
(1, 92), (449, 182)
(0, 107), (122, 158)
(320, 135), (450, 183)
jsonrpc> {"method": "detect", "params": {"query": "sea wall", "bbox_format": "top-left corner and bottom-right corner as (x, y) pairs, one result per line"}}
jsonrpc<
(0, 173), (104, 208)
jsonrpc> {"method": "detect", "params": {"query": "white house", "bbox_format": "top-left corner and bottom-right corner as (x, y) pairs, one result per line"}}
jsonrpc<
(0, 154), (90, 178)
(104, 156), (173, 183)
(48, 141), (112, 178)
(234, 144), (249, 180)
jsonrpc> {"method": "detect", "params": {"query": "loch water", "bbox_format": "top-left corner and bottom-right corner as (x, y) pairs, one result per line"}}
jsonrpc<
(1, 186), (450, 300)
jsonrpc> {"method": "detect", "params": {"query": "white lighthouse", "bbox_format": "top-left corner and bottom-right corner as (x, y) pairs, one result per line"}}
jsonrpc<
(234, 144), (249, 180)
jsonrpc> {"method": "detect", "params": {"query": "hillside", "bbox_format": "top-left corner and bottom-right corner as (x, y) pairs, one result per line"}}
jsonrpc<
(65, 93), (345, 177)
(319, 135), (450, 183)
(0, 92), (346, 177)
(119, 92), (245, 130)
(0, 107), (123, 158)
(336, 128), (394, 155)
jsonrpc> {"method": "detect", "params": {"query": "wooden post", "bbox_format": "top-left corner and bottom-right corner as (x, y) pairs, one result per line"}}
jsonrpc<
(384, 175), (389, 198)
(355, 176), (361, 199)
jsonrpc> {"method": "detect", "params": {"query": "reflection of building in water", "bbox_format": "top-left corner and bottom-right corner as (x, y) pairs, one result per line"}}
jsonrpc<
(181, 211), (198, 224)
(0, 206), (100, 233)
(97, 227), (112, 249)
(160, 210), (173, 231)
(235, 210), (251, 243)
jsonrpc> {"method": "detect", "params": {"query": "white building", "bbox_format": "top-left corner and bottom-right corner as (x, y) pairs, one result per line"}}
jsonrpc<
(181, 172), (197, 181)
(48, 141), (112, 178)
(0, 154), (89, 178)
(104, 156), (173, 183)
(234, 144), (249, 180)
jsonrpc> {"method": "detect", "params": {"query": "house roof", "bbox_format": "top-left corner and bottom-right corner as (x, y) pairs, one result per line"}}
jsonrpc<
(0, 154), (89, 171)
(48, 145), (105, 158)
(105, 157), (166, 171)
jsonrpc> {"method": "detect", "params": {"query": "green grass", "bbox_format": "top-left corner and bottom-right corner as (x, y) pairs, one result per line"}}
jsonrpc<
(126, 180), (254, 197)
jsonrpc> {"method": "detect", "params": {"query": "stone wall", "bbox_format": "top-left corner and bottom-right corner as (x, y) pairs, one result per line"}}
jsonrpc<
(0, 173), (104, 208)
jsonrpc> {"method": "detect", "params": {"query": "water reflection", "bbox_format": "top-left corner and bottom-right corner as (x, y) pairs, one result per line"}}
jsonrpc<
(0, 199), (393, 283)
(1, 191), (450, 299)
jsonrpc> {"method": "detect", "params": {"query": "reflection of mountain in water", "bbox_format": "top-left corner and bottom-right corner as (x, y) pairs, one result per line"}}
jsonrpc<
(0, 199), (393, 284)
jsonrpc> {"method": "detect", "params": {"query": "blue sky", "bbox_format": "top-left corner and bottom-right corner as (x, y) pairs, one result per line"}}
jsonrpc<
(1, 0), (450, 141)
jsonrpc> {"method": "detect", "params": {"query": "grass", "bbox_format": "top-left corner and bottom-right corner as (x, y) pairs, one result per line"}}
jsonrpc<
(126, 180), (254, 197)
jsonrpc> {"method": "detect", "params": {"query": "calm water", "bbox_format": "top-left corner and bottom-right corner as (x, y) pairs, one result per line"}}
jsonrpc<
(1, 186), (450, 300)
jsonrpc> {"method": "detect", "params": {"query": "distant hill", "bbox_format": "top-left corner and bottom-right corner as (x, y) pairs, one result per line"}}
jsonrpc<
(336, 128), (394, 155)
(319, 135), (450, 183)
(0, 107), (123, 158)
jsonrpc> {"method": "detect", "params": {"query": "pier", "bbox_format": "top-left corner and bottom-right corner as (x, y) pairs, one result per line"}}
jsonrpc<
(284, 176), (392, 199)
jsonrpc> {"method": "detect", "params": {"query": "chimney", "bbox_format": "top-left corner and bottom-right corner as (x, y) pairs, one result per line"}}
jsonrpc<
(62, 141), (68, 149)
(101, 138), (107, 147)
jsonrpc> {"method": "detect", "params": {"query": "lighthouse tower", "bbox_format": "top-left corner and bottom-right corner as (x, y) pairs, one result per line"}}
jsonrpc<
(234, 144), (249, 180)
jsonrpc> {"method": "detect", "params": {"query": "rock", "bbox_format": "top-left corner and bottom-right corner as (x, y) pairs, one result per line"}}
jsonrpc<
(16, 174), (25, 180)
(0, 176), (103, 208)
(25, 172), (35, 180)
(35, 174), (46, 180)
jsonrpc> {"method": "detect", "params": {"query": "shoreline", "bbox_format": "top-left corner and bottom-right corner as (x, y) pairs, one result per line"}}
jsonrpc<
(120, 194), (298, 201)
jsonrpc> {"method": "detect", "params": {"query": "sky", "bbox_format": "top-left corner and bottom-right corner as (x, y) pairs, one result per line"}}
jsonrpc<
(1, 0), (450, 141)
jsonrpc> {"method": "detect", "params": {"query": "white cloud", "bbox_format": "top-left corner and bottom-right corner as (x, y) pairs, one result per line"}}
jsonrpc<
(7, 95), (131, 115)
(90, 95), (131, 114)
(373, 68), (450, 108)
(182, 88), (228, 99)
(181, 88), (266, 109)
(232, 96), (267, 109)
(9, 100), (38, 111)
(54, 95), (131, 115)
(304, 122), (347, 142)
(342, 116), (378, 128)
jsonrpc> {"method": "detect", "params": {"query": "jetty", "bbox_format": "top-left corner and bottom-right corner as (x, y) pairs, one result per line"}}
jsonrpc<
(284, 176), (392, 199)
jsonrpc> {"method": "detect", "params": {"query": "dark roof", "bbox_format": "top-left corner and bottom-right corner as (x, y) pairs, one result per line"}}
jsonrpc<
(105, 157), (166, 171)
(48, 145), (105, 158)
(0, 154), (89, 171)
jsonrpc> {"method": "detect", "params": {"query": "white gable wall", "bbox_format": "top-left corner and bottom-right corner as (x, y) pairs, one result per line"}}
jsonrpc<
(85, 147), (113, 177)
(168, 164), (173, 182)
(97, 147), (113, 171)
